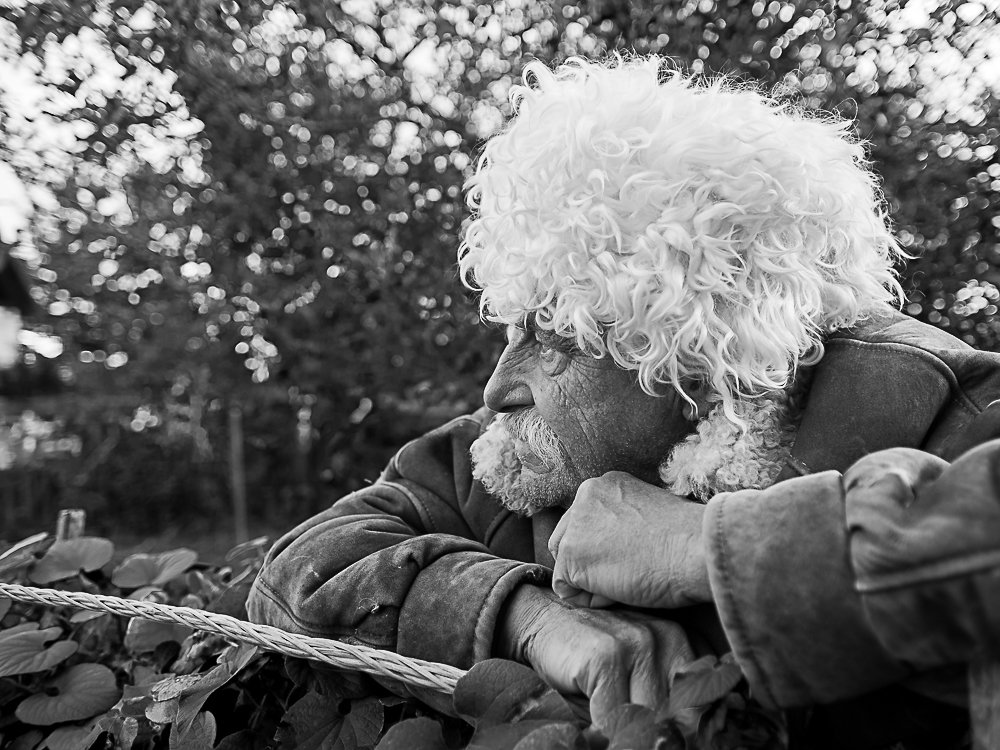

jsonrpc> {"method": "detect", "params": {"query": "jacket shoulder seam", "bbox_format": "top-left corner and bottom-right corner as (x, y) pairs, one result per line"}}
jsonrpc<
(393, 414), (485, 471)
(824, 338), (979, 413)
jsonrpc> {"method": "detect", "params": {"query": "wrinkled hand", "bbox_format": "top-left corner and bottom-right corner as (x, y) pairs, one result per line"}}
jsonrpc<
(548, 472), (711, 609)
(496, 585), (693, 729)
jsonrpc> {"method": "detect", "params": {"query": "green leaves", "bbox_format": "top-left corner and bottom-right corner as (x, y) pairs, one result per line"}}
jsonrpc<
(277, 693), (384, 750)
(0, 533), (51, 580)
(29, 538), (114, 584)
(668, 653), (744, 713)
(0, 529), (293, 749)
(146, 644), (259, 735)
(124, 618), (194, 654)
(112, 548), (199, 588)
(454, 659), (579, 729)
(375, 717), (448, 750)
(0, 624), (79, 677)
(15, 663), (121, 725)
(0, 524), (785, 750)
(171, 711), (217, 750)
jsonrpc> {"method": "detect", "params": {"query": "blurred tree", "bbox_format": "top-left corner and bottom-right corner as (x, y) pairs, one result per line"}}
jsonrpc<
(555, 0), (1000, 346)
(0, 0), (996, 535)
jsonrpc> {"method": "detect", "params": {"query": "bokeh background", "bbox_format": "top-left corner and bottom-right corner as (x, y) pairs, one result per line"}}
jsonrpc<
(0, 0), (997, 554)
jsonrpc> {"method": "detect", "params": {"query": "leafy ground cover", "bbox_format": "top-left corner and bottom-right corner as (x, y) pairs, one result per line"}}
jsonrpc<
(0, 527), (786, 749)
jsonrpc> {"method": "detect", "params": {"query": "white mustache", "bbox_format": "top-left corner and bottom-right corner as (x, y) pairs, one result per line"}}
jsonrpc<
(497, 410), (564, 472)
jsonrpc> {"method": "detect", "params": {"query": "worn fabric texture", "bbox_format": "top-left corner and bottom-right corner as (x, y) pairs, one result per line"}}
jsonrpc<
(247, 310), (1000, 748)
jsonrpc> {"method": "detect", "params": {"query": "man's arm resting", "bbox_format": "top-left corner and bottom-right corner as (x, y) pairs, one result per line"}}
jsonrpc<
(247, 412), (551, 669)
(703, 441), (1000, 709)
(247, 500), (550, 667)
(703, 472), (910, 709)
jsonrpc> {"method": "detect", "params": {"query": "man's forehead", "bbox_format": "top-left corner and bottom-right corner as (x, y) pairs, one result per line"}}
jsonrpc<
(503, 320), (545, 339)
(502, 321), (582, 353)
(503, 322), (534, 344)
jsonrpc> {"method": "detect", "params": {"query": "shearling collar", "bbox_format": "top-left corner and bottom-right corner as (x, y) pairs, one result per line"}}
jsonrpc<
(660, 377), (810, 502)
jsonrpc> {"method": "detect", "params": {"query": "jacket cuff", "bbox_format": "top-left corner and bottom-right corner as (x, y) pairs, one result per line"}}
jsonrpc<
(703, 473), (910, 708)
(397, 551), (550, 668)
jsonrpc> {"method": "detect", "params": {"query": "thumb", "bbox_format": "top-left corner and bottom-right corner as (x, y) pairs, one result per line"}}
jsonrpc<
(588, 669), (629, 732)
(551, 582), (615, 608)
(553, 553), (608, 605)
(552, 556), (585, 602)
(548, 511), (570, 561)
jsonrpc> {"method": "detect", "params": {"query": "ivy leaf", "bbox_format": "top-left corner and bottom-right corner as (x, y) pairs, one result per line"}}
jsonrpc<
(29, 538), (115, 584)
(8, 729), (44, 749)
(602, 704), (659, 750)
(310, 664), (379, 701)
(280, 692), (384, 750)
(3, 622), (41, 636)
(216, 729), (271, 750)
(339, 698), (384, 749)
(144, 644), (258, 734)
(173, 644), (258, 734)
(127, 586), (167, 602)
(41, 725), (96, 750)
(119, 716), (141, 750)
(510, 722), (582, 750)
(0, 624), (79, 677)
(375, 717), (449, 750)
(668, 655), (744, 712)
(170, 710), (216, 750)
(16, 663), (121, 725)
(0, 532), (51, 579)
(700, 694), (788, 750)
(112, 549), (198, 589)
(224, 536), (270, 568)
(69, 609), (105, 624)
(205, 564), (257, 618)
(124, 618), (193, 654)
(467, 720), (568, 750)
(454, 659), (578, 729)
(146, 673), (203, 724)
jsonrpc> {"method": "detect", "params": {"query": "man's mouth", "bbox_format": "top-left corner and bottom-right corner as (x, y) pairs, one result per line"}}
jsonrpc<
(514, 443), (552, 474)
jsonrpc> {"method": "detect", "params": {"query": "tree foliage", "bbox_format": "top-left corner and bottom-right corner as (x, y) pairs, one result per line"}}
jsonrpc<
(0, 0), (997, 532)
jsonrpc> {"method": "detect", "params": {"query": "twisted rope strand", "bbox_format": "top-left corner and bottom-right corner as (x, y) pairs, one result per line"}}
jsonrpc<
(0, 583), (466, 694)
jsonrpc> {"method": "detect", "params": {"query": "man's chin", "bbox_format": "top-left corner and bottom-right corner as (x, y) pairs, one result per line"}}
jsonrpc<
(470, 420), (578, 516)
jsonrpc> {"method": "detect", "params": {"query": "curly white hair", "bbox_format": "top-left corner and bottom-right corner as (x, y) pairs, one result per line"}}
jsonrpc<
(458, 54), (904, 423)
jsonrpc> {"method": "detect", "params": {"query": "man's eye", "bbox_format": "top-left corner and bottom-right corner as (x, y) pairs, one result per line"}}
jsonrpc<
(535, 333), (573, 374)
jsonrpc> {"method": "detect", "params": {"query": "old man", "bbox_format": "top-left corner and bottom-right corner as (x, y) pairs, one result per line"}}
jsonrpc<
(247, 56), (1000, 746)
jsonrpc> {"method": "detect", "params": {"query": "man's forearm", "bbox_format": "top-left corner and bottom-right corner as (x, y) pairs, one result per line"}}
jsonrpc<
(494, 584), (555, 662)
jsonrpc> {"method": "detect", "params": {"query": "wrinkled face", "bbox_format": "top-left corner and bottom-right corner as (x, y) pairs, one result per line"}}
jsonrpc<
(470, 324), (693, 514)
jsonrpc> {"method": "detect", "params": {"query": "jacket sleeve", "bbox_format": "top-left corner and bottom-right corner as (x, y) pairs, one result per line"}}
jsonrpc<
(246, 412), (550, 669)
(704, 439), (1000, 709)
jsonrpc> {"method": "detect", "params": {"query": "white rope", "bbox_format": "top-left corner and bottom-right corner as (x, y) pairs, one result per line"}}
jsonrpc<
(0, 583), (466, 694)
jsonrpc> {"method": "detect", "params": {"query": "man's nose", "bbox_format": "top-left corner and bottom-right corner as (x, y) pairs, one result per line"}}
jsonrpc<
(483, 349), (533, 413)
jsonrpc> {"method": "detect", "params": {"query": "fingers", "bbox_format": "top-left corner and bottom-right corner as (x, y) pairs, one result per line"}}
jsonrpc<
(552, 546), (617, 606)
(550, 511), (593, 604)
(587, 668), (631, 731)
(547, 510), (569, 561)
(551, 572), (584, 602)
(551, 585), (615, 608)
(587, 655), (670, 730)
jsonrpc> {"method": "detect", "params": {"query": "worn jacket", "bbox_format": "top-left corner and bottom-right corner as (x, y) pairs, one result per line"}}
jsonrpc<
(247, 310), (1000, 745)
